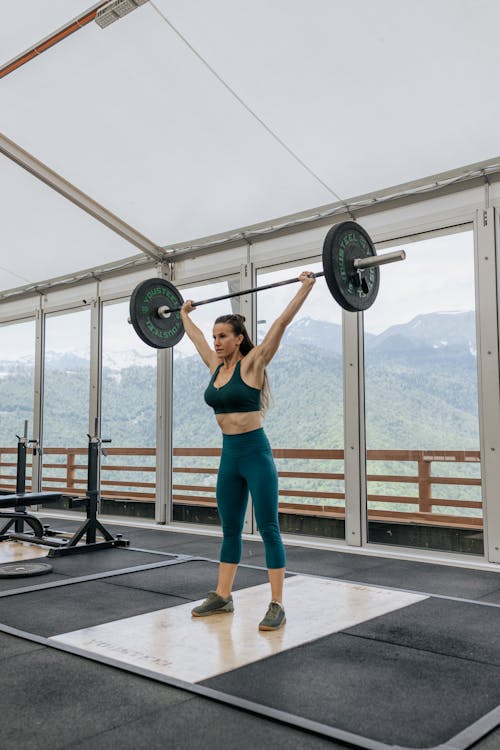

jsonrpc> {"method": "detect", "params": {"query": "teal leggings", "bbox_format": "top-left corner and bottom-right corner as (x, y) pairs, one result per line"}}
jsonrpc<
(216, 428), (286, 569)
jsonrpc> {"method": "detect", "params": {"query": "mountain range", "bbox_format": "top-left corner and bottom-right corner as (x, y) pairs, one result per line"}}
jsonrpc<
(0, 310), (478, 376)
(0, 310), (479, 448)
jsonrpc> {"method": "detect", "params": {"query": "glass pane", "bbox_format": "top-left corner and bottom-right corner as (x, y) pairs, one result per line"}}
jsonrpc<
(172, 277), (241, 526)
(364, 230), (482, 554)
(41, 309), (90, 509)
(101, 300), (157, 520)
(257, 262), (344, 540)
(0, 320), (36, 492)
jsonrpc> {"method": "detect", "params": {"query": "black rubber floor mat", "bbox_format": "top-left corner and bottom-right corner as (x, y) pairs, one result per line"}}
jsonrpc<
(344, 596), (500, 666)
(0, 579), (185, 637)
(203, 607), (500, 748)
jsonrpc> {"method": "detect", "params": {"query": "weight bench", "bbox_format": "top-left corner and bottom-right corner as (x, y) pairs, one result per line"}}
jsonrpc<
(0, 426), (129, 558)
(0, 492), (63, 509)
(0, 492), (73, 547)
(0, 490), (128, 555)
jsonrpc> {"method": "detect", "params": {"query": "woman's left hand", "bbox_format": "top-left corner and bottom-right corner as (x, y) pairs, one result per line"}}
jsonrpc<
(298, 271), (316, 288)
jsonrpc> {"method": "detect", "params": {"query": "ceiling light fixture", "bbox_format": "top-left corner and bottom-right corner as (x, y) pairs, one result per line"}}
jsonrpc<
(95, 0), (149, 29)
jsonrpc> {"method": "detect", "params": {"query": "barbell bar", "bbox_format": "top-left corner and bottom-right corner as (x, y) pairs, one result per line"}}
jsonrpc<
(353, 249), (406, 270)
(155, 249), (406, 320)
(129, 221), (406, 349)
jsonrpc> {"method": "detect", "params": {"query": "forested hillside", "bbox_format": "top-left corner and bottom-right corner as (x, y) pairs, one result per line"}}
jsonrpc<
(0, 311), (480, 450)
(0, 312), (481, 509)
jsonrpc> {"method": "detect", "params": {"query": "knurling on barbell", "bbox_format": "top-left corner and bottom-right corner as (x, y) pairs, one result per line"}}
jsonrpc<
(128, 221), (406, 349)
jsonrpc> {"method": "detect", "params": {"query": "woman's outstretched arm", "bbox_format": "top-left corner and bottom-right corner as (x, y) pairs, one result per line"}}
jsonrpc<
(252, 272), (316, 366)
(180, 301), (218, 369)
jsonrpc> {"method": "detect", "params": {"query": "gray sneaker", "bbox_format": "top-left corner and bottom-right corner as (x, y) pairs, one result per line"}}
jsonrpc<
(258, 601), (286, 631)
(191, 591), (234, 617)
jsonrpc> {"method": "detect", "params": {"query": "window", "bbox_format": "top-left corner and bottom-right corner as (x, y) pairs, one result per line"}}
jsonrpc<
(256, 262), (345, 540)
(364, 230), (482, 553)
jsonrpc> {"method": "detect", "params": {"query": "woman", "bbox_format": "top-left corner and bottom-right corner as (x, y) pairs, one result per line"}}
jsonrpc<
(181, 271), (316, 631)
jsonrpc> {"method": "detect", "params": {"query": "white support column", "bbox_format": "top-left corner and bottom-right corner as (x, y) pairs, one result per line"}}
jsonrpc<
(88, 296), (102, 438)
(156, 267), (174, 524)
(342, 309), (366, 547)
(475, 207), (500, 563)
(156, 347), (173, 524)
(31, 306), (45, 492)
(240, 261), (256, 534)
(87, 297), (102, 513)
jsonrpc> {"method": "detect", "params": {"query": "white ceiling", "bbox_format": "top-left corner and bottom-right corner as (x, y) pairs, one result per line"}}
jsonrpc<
(1, 0), (500, 293)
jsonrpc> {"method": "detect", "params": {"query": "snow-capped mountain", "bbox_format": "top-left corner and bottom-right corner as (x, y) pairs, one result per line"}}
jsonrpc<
(0, 312), (477, 378)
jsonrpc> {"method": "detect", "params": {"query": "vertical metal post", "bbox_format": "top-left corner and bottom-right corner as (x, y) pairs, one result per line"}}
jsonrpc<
(31, 306), (44, 493)
(14, 420), (28, 532)
(156, 346), (173, 523)
(89, 296), (102, 439)
(240, 260), (256, 534)
(88, 296), (102, 515)
(342, 309), (366, 546)
(16, 420), (28, 494)
(156, 265), (174, 524)
(475, 207), (500, 562)
(86, 437), (99, 544)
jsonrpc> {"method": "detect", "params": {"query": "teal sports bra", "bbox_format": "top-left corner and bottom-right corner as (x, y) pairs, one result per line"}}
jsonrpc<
(204, 360), (261, 414)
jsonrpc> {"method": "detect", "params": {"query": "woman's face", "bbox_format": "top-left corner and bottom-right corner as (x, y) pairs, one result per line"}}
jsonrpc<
(213, 323), (243, 359)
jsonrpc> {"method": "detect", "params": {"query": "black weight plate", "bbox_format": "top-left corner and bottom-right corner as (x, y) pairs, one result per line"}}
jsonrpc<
(322, 221), (379, 312)
(0, 561), (53, 578)
(130, 278), (185, 349)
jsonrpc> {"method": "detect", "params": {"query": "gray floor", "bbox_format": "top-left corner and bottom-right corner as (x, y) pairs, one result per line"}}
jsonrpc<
(1, 516), (500, 750)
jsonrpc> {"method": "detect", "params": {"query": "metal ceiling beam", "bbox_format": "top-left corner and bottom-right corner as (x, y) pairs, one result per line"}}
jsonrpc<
(0, 133), (164, 262)
(0, 3), (107, 80)
(162, 156), (500, 263)
(0, 2), (151, 80)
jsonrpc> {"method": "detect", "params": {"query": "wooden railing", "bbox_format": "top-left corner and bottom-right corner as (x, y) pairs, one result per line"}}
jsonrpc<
(0, 446), (482, 529)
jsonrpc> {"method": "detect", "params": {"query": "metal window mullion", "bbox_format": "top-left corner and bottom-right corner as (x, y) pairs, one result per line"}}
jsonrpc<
(156, 265), (173, 524)
(239, 261), (256, 534)
(31, 306), (44, 492)
(156, 347), (173, 524)
(342, 309), (366, 546)
(88, 297), (102, 438)
(475, 207), (500, 562)
(87, 297), (102, 515)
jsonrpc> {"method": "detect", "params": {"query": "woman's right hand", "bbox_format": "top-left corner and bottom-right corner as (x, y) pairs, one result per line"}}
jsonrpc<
(298, 271), (316, 288)
(181, 300), (196, 315)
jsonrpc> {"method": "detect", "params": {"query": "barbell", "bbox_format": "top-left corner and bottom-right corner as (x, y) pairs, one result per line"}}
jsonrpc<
(129, 221), (405, 349)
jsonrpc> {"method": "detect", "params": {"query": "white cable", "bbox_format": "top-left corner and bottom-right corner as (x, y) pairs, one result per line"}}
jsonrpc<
(0, 265), (34, 284)
(149, 1), (346, 205)
(163, 164), (500, 255)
